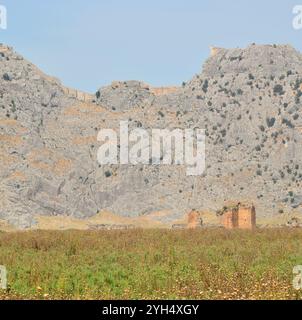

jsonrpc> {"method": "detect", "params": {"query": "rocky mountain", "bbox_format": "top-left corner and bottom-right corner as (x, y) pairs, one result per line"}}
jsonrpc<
(1, 43), (302, 229)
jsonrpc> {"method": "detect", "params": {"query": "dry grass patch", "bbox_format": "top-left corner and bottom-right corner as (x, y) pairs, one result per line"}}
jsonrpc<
(0, 228), (301, 300)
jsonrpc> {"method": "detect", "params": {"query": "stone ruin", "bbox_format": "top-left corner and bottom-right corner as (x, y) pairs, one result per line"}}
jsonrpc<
(88, 224), (135, 230)
(187, 210), (203, 229)
(62, 86), (94, 103)
(217, 203), (256, 230)
(172, 210), (203, 229)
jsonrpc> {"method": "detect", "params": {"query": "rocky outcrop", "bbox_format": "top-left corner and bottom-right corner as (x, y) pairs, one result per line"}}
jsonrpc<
(1, 43), (302, 228)
(286, 217), (302, 228)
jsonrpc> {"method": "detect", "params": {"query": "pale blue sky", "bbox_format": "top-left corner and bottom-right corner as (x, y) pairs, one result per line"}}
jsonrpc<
(0, 0), (301, 92)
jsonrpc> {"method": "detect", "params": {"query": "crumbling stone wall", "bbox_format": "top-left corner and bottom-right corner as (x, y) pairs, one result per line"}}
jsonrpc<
(238, 205), (256, 229)
(220, 204), (256, 229)
(88, 224), (135, 230)
(221, 208), (238, 229)
(150, 86), (179, 95)
(210, 46), (223, 57)
(171, 210), (203, 229)
(62, 86), (94, 102)
(187, 210), (203, 229)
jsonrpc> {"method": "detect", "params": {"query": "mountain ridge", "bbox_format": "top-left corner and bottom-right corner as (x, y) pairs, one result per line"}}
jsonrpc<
(1, 43), (302, 229)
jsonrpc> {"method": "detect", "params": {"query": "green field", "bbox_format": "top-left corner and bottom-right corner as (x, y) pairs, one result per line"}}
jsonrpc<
(0, 229), (302, 300)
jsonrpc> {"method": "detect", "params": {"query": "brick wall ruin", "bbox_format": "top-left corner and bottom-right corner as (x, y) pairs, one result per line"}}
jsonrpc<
(62, 86), (94, 103)
(149, 86), (179, 95)
(171, 210), (203, 229)
(187, 210), (203, 229)
(221, 208), (238, 229)
(210, 46), (223, 57)
(238, 206), (256, 229)
(220, 204), (256, 230)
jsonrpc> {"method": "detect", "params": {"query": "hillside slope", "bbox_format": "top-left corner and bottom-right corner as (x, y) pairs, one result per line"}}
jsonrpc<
(1, 43), (302, 228)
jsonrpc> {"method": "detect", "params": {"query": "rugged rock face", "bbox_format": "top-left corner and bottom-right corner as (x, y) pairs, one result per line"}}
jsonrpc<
(1, 43), (302, 229)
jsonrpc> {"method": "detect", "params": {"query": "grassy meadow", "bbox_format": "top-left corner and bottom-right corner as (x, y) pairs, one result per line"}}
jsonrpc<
(0, 228), (302, 300)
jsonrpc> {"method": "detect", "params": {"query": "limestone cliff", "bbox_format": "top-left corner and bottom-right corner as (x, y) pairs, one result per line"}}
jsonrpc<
(1, 43), (302, 228)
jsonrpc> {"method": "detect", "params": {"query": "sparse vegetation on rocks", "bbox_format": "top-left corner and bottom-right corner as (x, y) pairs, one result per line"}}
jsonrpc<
(1, 43), (302, 228)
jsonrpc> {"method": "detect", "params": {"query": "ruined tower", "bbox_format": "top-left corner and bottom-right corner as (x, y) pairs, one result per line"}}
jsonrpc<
(220, 204), (256, 230)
